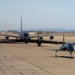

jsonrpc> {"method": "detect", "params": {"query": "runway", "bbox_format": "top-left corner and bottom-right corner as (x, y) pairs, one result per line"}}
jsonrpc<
(0, 43), (75, 75)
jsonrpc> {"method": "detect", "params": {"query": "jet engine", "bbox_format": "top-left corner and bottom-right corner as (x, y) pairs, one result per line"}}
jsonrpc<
(50, 35), (54, 41)
(5, 36), (9, 40)
(37, 36), (43, 46)
(60, 46), (68, 51)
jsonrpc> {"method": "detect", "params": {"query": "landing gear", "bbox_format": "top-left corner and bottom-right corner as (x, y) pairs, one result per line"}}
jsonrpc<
(25, 41), (27, 44)
(24, 39), (28, 44)
(37, 42), (42, 46)
(55, 51), (73, 58)
(70, 52), (73, 58)
(24, 37), (30, 44)
(37, 36), (43, 46)
(55, 50), (58, 57)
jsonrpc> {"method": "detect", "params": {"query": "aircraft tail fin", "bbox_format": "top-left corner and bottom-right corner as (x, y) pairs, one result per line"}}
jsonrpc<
(63, 33), (65, 46)
(21, 17), (23, 32)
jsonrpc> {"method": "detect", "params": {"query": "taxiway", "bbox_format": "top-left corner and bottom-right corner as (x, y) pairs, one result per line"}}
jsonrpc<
(0, 43), (75, 75)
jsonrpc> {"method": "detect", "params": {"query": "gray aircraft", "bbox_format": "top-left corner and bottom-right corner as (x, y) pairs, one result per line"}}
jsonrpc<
(55, 33), (75, 58)
(0, 17), (39, 44)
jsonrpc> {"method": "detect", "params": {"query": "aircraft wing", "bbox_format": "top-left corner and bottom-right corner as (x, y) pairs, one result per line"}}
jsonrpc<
(8, 30), (20, 33)
(29, 36), (38, 38)
(29, 34), (54, 38)
(0, 34), (21, 38)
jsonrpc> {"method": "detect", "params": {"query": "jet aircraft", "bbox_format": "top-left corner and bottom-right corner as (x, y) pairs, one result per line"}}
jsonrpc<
(0, 17), (56, 45)
(0, 17), (40, 44)
(55, 33), (75, 58)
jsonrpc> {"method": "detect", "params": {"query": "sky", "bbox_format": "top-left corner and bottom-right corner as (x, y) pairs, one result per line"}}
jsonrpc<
(0, 0), (75, 31)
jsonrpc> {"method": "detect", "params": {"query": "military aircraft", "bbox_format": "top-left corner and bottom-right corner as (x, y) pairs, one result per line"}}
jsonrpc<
(0, 17), (58, 46)
(0, 17), (41, 44)
(55, 33), (75, 58)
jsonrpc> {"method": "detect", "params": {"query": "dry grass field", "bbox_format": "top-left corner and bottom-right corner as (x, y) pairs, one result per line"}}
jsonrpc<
(0, 32), (75, 75)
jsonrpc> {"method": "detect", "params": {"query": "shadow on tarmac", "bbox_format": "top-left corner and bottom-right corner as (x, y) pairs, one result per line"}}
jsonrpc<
(46, 56), (75, 59)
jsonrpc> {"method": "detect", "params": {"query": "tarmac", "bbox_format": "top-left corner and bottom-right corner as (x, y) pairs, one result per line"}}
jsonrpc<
(0, 43), (75, 75)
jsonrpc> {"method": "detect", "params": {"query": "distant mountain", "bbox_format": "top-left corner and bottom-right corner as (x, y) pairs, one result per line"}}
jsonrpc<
(7, 28), (75, 32)
(28, 28), (75, 32)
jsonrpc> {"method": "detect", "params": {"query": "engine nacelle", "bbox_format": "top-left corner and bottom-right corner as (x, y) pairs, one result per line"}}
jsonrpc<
(60, 46), (68, 51)
(37, 36), (43, 46)
(50, 35), (54, 41)
(5, 36), (9, 40)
